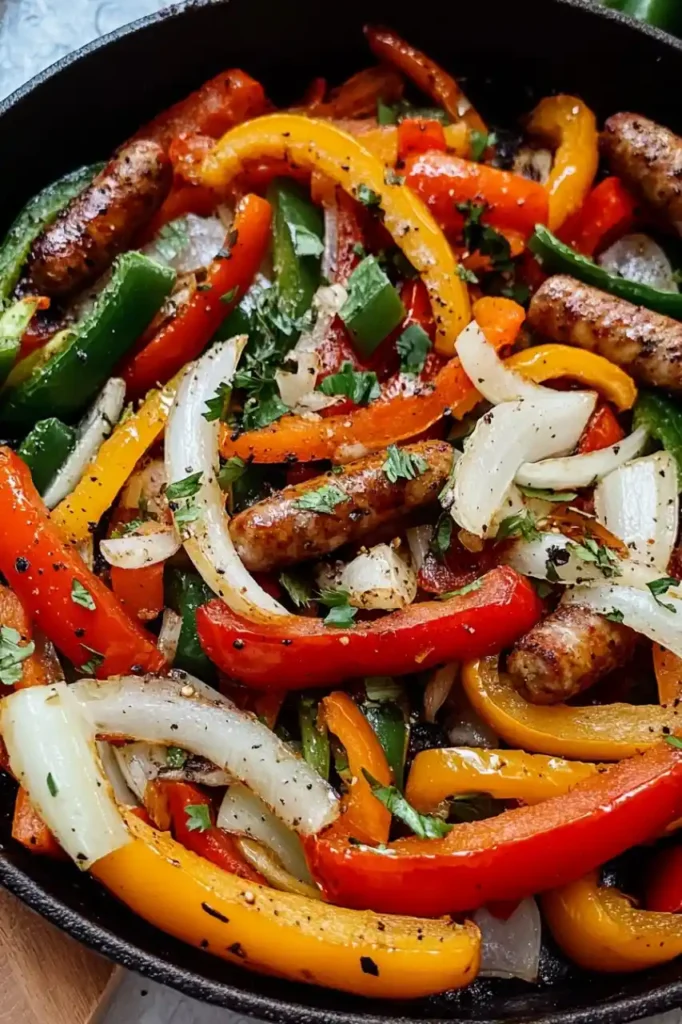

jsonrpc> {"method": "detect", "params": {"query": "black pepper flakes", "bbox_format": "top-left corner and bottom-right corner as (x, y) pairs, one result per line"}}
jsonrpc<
(201, 902), (230, 923)
(360, 956), (379, 976)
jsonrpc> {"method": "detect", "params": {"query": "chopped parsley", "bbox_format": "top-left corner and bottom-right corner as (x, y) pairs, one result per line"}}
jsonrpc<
(217, 456), (247, 491)
(518, 485), (578, 503)
(355, 184), (382, 209)
(318, 362), (380, 406)
(352, 242), (367, 259)
(289, 222), (325, 258)
(431, 514), (453, 561)
(439, 577), (484, 599)
(457, 200), (514, 272)
(220, 286), (239, 305)
(665, 735), (682, 749)
(203, 381), (232, 423)
(110, 517), (145, 539)
(567, 538), (621, 579)
(496, 510), (540, 543)
(382, 444), (428, 484)
(166, 472), (203, 501)
(318, 589), (358, 628)
(648, 576), (680, 613)
(384, 169), (405, 186)
(0, 626), (35, 687)
(166, 746), (189, 769)
(71, 579), (96, 611)
(154, 218), (189, 263)
(396, 323), (432, 375)
(456, 265), (479, 284)
(363, 770), (451, 839)
(469, 130), (497, 162)
(185, 803), (212, 832)
(80, 645), (104, 676)
(605, 608), (625, 623)
(294, 483), (347, 515)
(279, 570), (313, 608)
(46, 772), (58, 797)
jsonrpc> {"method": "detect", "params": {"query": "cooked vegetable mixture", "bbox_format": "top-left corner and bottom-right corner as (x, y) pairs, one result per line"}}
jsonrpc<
(5, 24), (682, 999)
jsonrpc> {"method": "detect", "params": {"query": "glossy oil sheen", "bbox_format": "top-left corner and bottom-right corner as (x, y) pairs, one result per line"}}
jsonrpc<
(1, 1), (682, 1020)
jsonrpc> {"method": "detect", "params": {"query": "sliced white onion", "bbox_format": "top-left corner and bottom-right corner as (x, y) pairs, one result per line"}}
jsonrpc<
(505, 531), (661, 590)
(406, 525), (434, 573)
(0, 683), (130, 868)
(71, 674), (338, 835)
(489, 485), (553, 538)
(475, 898), (542, 983)
(43, 378), (126, 509)
(97, 740), (138, 807)
(275, 347), (338, 414)
(452, 392), (596, 537)
(424, 663), (458, 723)
(236, 837), (322, 898)
(100, 522), (181, 569)
(455, 321), (547, 405)
(142, 213), (227, 274)
(598, 233), (678, 293)
(218, 783), (312, 883)
(76, 535), (94, 572)
(157, 607), (182, 663)
(336, 543), (417, 611)
(563, 583), (682, 657)
(515, 426), (648, 490)
(322, 198), (339, 281)
(165, 336), (288, 618)
(595, 452), (679, 570)
(113, 742), (230, 802)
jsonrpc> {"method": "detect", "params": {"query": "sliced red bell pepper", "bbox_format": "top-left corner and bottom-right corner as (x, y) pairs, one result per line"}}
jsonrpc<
(110, 564), (165, 622)
(305, 740), (682, 916)
(196, 566), (542, 689)
(397, 119), (447, 161)
(0, 447), (166, 678)
(123, 193), (271, 395)
(162, 780), (265, 884)
(418, 534), (496, 596)
(404, 151), (549, 240)
(646, 844), (682, 914)
(12, 786), (64, 858)
(558, 176), (638, 258)
(577, 403), (625, 454)
(316, 190), (366, 382)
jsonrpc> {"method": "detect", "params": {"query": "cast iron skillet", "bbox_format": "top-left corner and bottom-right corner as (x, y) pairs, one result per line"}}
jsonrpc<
(1, 1), (682, 1020)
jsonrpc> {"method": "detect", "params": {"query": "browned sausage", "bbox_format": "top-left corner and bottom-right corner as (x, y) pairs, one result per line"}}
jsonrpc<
(528, 274), (682, 392)
(601, 113), (682, 234)
(229, 440), (454, 572)
(506, 603), (636, 705)
(26, 139), (172, 298)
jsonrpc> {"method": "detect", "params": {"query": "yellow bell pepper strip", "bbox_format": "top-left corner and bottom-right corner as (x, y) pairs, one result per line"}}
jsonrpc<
(526, 95), (599, 232)
(542, 870), (682, 973)
(92, 810), (481, 999)
(199, 114), (470, 355)
(504, 344), (637, 412)
(320, 691), (392, 846)
(335, 120), (470, 166)
(51, 375), (180, 545)
(654, 644), (682, 706)
(405, 747), (601, 813)
(462, 657), (682, 761)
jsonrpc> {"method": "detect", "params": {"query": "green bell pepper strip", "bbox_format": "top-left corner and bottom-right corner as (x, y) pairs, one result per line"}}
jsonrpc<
(17, 417), (76, 495)
(633, 390), (682, 483)
(298, 695), (331, 780)
(0, 252), (175, 430)
(268, 179), (324, 322)
(0, 297), (44, 386)
(339, 255), (406, 356)
(0, 164), (103, 305)
(362, 699), (409, 790)
(165, 569), (218, 684)
(529, 224), (682, 320)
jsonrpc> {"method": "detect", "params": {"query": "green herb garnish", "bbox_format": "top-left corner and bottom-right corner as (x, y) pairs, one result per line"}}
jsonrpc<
(382, 444), (428, 484)
(71, 579), (96, 611)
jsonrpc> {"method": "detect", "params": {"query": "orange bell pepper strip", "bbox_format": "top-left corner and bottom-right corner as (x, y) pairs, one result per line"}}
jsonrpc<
(405, 747), (601, 813)
(134, 68), (269, 151)
(526, 95), (599, 232)
(51, 375), (179, 546)
(404, 151), (550, 240)
(320, 692), (392, 845)
(306, 741), (682, 917)
(123, 194), (272, 396)
(504, 345), (637, 411)
(558, 176), (637, 257)
(462, 657), (682, 761)
(0, 448), (166, 678)
(646, 843), (682, 913)
(11, 786), (63, 858)
(577, 403), (625, 454)
(0, 584), (58, 689)
(92, 809), (481, 999)
(654, 644), (682, 706)
(220, 297), (524, 464)
(397, 118), (447, 160)
(198, 114), (471, 355)
(543, 869), (682, 972)
(364, 25), (487, 135)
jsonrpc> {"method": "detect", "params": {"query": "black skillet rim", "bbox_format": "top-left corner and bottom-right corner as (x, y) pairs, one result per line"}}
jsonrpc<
(1, 1), (682, 1021)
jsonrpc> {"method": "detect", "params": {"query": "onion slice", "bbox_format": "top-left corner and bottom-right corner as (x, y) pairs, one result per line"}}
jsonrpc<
(0, 683), (130, 868)
(71, 673), (338, 835)
(157, 607), (182, 663)
(505, 531), (661, 590)
(218, 782), (313, 882)
(475, 898), (542, 983)
(515, 427), (648, 490)
(563, 583), (682, 657)
(455, 321), (547, 405)
(335, 542), (417, 611)
(43, 378), (126, 509)
(100, 523), (181, 569)
(452, 392), (596, 537)
(595, 452), (679, 570)
(165, 336), (288, 618)
(406, 525), (434, 572)
(114, 742), (230, 801)
(598, 233), (678, 294)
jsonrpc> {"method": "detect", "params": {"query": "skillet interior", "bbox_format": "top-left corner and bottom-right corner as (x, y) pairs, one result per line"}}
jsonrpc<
(1, 1), (682, 1020)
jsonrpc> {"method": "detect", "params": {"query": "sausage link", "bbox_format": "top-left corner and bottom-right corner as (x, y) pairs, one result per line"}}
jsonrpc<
(229, 440), (454, 572)
(26, 140), (172, 298)
(506, 603), (636, 705)
(601, 112), (682, 234)
(528, 274), (682, 392)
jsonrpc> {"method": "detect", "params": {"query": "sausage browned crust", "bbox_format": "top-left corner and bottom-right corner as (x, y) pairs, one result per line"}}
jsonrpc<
(601, 112), (682, 234)
(229, 440), (454, 572)
(26, 140), (172, 298)
(528, 274), (682, 392)
(506, 603), (636, 705)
